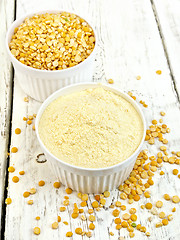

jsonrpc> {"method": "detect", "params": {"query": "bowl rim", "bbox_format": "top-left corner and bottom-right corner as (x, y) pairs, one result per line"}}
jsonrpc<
(5, 9), (97, 74)
(35, 82), (146, 172)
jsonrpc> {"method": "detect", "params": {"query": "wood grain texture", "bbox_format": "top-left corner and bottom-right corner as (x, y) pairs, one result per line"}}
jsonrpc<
(152, 0), (180, 99)
(0, 0), (15, 236)
(4, 0), (180, 240)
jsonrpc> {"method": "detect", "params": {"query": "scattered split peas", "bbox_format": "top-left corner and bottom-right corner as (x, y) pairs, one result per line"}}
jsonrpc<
(27, 200), (33, 205)
(23, 192), (30, 198)
(33, 227), (40, 235)
(156, 70), (162, 75)
(104, 191), (110, 198)
(8, 112), (180, 238)
(156, 201), (163, 208)
(134, 195), (140, 201)
(63, 199), (69, 206)
(172, 195), (180, 203)
(129, 232), (135, 238)
(59, 207), (66, 212)
(156, 222), (163, 228)
(160, 111), (165, 116)
(38, 180), (45, 186)
(24, 97), (29, 102)
(81, 201), (87, 207)
(121, 221), (128, 228)
(89, 223), (95, 230)
(100, 198), (106, 205)
(19, 171), (25, 175)
(127, 226), (134, 232)
(27, 120), (32, 125)
(145, 203), (152, 210)
(88, 209), (94, 214)
(15, 128), (21, 134)
(63, 221), (68, 225)
(162, 219), (168, 226)
(173, 169), (179, 175)
(92, 201), (99, 208)
(81, 193), (88, 201)
(53, 182), (61, 188)
(94, 195), (100, 201)
(81, 215), (86, 221)
(159, 212), (166, 219)
(12, 176), (19, 183)
(57, 216), (61, 222)
(29, 188), (36, 194)
(114, 218), (121, 224)
(112, 209), (120, 217)
(160, 171), (165, 175)
(89, 215), (96, 222)
(11, 147), (18, 153)
(164, 194), (171, 201)
(129, 208), (136, 214)
(71, 212), (78, 219)
(66, 232), (73, 237)
(52, 222), (58, 229)
(107, 79), (114, 84)
(116, 224), (122, 230)
(140, 226), (146, 233)
(5, 198), (12, 205)
(65, 188), (73, 194)
(86, 232), (92, 237)
(75, 227), (82, 235)
(8, 166), (15, 173)
(130, 214), (137, 221)
(172, 207), (176, 212)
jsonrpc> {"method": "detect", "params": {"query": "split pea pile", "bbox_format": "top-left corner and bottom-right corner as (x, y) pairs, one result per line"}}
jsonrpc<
(5, 74), (180, 238)
(9, 12), (95, 70)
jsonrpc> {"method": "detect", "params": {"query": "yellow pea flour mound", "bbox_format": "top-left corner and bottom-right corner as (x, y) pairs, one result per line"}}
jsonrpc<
(38, 87), (144, 168)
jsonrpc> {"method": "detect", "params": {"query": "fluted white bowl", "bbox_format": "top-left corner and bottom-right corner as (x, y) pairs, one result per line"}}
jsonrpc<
(35, 83), (146, 193)
(6, 10), (97, 102)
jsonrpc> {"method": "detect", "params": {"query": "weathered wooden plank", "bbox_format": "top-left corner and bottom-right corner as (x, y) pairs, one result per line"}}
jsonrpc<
(152, 0), (180, 99)
(4, 0), (180, 240)
(0, 0), (15, 237)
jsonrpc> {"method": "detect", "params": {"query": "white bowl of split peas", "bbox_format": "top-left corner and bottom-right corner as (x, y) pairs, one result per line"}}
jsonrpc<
(6, 10), (97, 102)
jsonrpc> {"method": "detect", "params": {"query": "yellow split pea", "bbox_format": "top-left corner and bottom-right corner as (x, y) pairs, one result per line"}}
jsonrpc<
(53, 182), (61, 188)
(9, 12), (95, 71)
(19, 171), (25, 175)
(65, 188), (73, 194)
(38, 180), (45, 186)
(156, 70), (162, 75)
(15, 128), (21, 134)
(8, 166), (15, 173)
(66, 232), (73, 237)
(11, 147), (18, 153)
(33, 227), (40, 235)
(5, 198), (12, 205)
(52, 222), (58, 229)
(75, 228), (82, 235)
(12, 176), (19, 183)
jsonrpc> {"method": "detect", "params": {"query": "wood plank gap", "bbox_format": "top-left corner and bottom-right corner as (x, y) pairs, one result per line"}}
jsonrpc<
(0, 70), (15, 240)
(150, 0), (180, 104)
(0, 0), (17, 238)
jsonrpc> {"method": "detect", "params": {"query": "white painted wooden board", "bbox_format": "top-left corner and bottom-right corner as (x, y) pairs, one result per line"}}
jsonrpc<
(4, 0), (180, 239)
(0, 0), (15, 236)
(152, 0), (180, 98)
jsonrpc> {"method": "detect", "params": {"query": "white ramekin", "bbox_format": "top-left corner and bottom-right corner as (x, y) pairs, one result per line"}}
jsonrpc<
(35, 83), (146, 193)
(6, 10), (97, 102)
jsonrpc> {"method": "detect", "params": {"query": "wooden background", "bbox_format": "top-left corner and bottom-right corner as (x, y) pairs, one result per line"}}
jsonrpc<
(1, 0), (180, 239)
